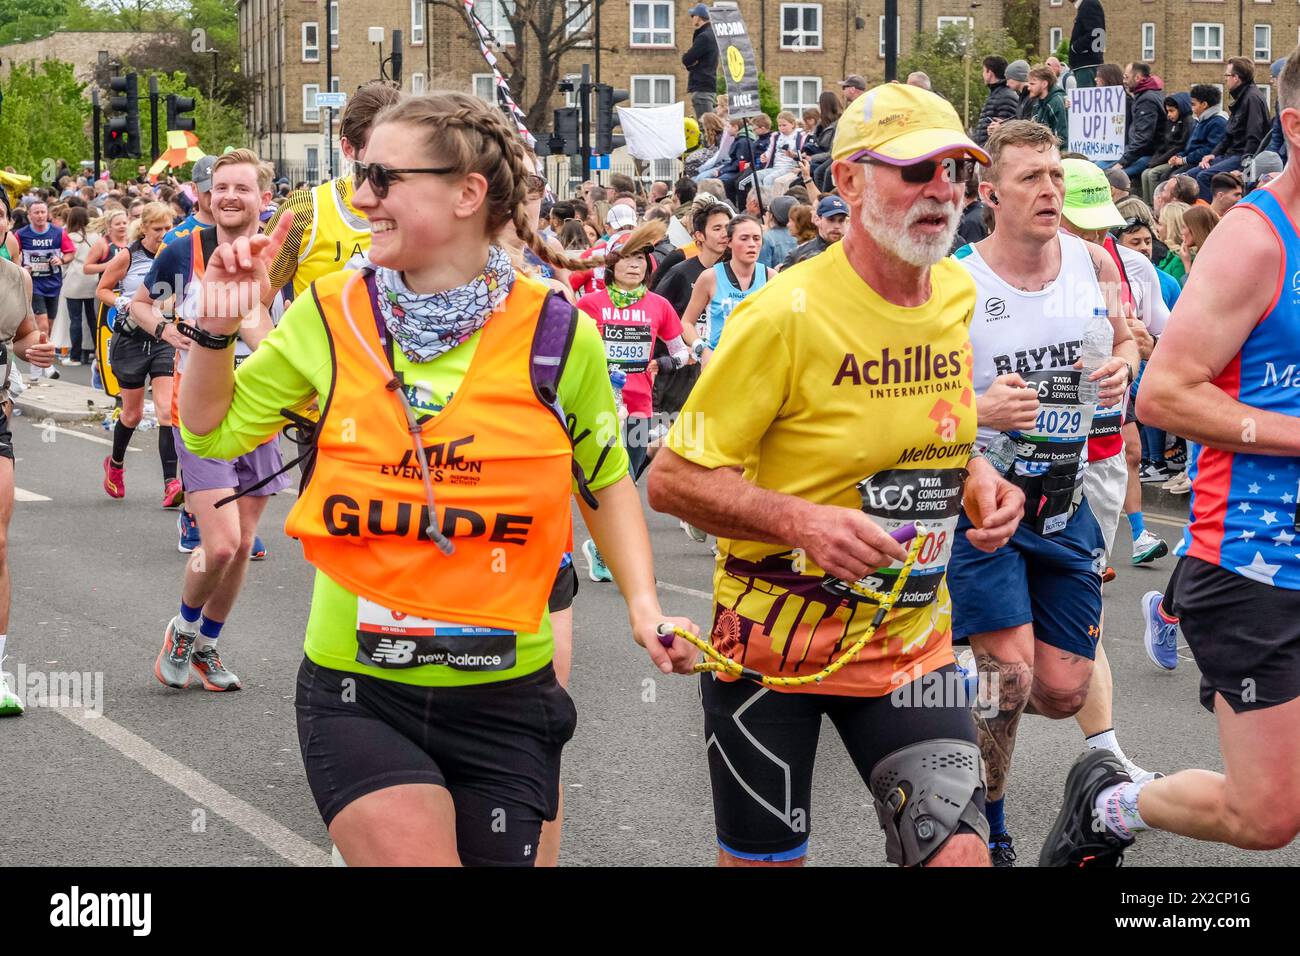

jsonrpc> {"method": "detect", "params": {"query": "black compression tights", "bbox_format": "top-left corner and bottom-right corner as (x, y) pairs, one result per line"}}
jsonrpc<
(158, 426), (177, 481)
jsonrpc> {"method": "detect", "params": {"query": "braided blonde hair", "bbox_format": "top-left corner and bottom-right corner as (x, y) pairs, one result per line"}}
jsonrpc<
(372, 92), (595, 273)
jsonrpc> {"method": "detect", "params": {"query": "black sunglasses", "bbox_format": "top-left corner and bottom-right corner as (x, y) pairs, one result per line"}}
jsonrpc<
(352, 161), (456, 199)
(1115, 216), (1151, 235)
(861, 156), (977, 184)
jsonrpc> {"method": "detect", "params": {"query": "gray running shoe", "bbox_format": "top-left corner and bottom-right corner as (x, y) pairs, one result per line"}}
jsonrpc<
(191, 646), (242, 692)
(154, 617), (196, 689)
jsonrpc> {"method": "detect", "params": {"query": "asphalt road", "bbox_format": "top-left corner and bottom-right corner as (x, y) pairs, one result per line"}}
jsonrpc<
(2, 365), (1296, 867)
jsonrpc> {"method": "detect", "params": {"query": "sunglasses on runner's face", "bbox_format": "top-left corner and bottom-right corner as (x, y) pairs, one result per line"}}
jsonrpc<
(862, 156), (976, 184)
(352, 161), (457, 199)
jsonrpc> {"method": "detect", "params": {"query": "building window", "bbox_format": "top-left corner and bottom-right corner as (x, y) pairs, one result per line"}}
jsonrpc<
(1191, 23), (1224, 63)
(306, 146), (319, 184)
(630, 1), (673, 47)
(878, 16), (900, 58)
(473, 74), (496, 104)
(937, 16), (971, 32)
(1141, 23), (1155, 62)
(303, 84), (320, 124)
(780, 76), (821, 116)
(302, 22), (319, 62)
(780, 4), (822, 50)
(1049, 27), (1062, 52)
(474, 0), (516, 45)
(329, 1), (339, 49)
(631, 74), (675, 107)
(1254, 24), (1271, 63)
(412, 72), (426, 94)
(331, 75), (340, 94)
(566, 0), (592, 45)
(411, 1), (425, 45)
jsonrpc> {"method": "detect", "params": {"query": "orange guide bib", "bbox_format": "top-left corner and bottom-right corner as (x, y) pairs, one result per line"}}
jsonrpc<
(284, 269), (574, 633)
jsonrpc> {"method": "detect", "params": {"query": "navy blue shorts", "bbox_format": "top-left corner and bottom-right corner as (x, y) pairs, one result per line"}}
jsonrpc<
(948, 497), (1104, 659)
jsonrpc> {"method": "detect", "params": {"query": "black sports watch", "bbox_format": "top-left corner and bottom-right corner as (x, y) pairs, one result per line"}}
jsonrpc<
(176, 321), (239, 350)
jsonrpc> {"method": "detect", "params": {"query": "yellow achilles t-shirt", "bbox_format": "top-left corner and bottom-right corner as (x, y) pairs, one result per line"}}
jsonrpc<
(665, 241), (978, 696)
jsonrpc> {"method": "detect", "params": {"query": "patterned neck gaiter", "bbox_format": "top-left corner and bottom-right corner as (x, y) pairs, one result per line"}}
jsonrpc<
(373, 244), (515, 364)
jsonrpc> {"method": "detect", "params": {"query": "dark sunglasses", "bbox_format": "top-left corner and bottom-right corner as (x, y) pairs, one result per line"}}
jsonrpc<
(1115, 216), (1151, 235)
(352, 161), (456, 199)
(862, 156), (977, 184)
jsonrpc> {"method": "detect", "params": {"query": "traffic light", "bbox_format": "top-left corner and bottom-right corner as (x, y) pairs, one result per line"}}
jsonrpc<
(593, 84), (628, 155)
(167, 93), (196, 132)
(552, 107), (580, 157)
(105, 72), (140, 160)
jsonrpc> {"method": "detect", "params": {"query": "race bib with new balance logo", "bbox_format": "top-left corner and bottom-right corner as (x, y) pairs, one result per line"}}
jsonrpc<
(355, 596), (516, 671)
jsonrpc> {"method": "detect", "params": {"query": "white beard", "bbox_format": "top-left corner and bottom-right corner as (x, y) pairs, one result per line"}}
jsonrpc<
(858, 187), (961, 268)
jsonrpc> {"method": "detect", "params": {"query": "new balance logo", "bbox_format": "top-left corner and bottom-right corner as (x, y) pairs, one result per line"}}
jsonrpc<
(370, 639), (416, 665)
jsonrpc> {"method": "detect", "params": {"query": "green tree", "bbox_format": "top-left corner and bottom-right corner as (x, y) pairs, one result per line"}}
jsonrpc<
(900, 24), (1027, 131)
(0, 60), (91, 184)
(0, 0), (72, 44)
(1003, 0), (1039, 57)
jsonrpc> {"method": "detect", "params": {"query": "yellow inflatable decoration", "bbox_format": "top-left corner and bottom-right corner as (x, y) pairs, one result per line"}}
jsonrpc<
(1, 170), (33, 210)
(683, 117), (701, 154)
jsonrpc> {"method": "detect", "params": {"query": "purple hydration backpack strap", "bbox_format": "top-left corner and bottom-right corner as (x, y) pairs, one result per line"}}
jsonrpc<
(531, 291), (599, 507)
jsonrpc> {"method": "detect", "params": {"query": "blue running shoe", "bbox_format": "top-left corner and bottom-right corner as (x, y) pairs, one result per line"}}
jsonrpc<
(582, 538), (612, 582)
(250, 535), (267, 561)
(1141, 590), (1179, 670)
(177, 510), (201, 554)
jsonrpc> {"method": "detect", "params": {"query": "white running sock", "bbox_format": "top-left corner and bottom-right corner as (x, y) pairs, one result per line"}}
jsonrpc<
(1085, 729), (1125, 761)
(1095, 780), (1151, 838)
(0, 634), (7, 667)
(173, 615), (200, 636)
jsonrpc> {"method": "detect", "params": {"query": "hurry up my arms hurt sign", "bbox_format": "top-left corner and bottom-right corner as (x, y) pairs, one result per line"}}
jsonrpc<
(1069, 86), (1127, 162)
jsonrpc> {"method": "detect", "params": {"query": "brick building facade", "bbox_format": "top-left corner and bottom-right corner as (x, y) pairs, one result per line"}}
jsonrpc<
(1041, 0), (1300, 103)
(0, 31), (169, 86)
(239, 1), (1006, 180)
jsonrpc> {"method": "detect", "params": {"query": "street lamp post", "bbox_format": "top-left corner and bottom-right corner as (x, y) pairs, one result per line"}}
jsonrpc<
(963, 3), (981, 131)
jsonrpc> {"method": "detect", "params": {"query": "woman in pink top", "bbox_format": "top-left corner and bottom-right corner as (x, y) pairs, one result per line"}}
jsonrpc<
(576, 221), (690, 581)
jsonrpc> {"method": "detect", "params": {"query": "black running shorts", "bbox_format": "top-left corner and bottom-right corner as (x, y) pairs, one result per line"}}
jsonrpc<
(0, 402), (13, 463)
(700, 664), (983, 862)
(295, 658), (577, 866)
(548, 561), (578, 614)
(109, 329), (175, 390)
(1168, 556), (1300, 713)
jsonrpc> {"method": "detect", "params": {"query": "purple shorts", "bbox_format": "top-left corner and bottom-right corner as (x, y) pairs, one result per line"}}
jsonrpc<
(175, 427), (292, 497)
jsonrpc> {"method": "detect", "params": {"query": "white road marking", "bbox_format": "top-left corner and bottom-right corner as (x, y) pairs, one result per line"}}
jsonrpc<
(28, 423), (141, 450)
(657, 579), (713, 602)
(13, 487), (50, 502)
(1146, 513), (1189, 529)
(56, 708), (330, 867)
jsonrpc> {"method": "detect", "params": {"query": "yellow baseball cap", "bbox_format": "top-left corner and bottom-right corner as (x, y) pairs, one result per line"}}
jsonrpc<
(832, 82), (990, 165)
(1061, 157), (1126, 231)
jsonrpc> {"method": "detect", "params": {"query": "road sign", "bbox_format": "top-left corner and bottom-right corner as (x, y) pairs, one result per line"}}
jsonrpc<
(316, 92), (348, 109)
(589, 154), (611, 171)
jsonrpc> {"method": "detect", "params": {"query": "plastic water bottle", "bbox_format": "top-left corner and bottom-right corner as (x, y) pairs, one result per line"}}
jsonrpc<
(982, 433), (1018, 476)
(608, 367), (627, 421)
(1077, 307), (1112, 408)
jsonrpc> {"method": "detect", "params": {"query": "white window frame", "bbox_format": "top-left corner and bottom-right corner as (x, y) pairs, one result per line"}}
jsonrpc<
(937, 16), (973, 52)
(1049, 26), (1062, 52)
(780, 4), (822, 51)
(1254, 24), (1272, 63)
(565, 0), (592, 46)
(1141, 23), (1155, 62)
(1191, 23), (1224, 63)
(305, 146), (320, 183)
(630, 1), (673, 48)
(473, 74), (496, 104)
(631, 74), (675, 108)
(301, 21), (319, 63)
(329, 1), (339, 50)
(878, 15), (900, 59)
(475, 0), (516, 46)
(780, 76), (822, 116)
(411, 72), (426, 94)
(302, 84), (320, 125)
(411, 1), (425, 45)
